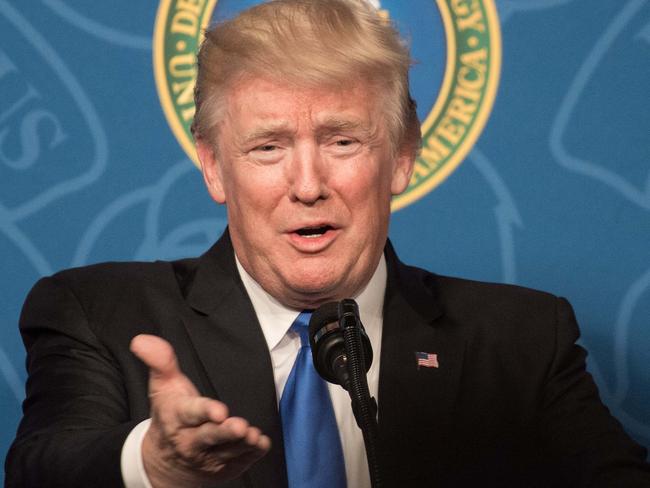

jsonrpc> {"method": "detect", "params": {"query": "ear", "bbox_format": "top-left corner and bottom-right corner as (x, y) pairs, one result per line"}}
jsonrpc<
(390, 148), (415, 195)
(196, 139), (226, 204)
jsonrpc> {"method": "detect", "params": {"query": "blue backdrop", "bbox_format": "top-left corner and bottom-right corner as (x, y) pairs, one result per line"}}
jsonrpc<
(1, 0), (649, 480)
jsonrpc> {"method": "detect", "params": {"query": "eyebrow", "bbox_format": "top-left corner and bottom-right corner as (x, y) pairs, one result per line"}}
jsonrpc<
(314, 117), (377, 141)
(241, 126), (292, 146)
(316, 117), (364, 133)
(240, 117), (375, 146)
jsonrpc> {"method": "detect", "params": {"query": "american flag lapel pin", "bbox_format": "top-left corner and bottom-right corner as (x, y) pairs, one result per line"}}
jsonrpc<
(415, 351), (439, 369)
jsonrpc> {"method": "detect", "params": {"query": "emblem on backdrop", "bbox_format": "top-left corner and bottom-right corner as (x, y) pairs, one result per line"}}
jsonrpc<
(153, 0), (501, 211)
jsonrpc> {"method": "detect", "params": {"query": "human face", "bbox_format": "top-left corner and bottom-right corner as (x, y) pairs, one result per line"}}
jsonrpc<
(197, 77), (414, 309)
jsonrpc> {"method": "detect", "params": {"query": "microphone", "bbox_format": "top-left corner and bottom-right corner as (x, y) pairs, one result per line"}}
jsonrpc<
(308, 299), (373, 391)
(310, 299), (382, 488)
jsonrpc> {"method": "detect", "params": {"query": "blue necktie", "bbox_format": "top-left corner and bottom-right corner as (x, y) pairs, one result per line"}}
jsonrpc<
(279, 311), (347, 488)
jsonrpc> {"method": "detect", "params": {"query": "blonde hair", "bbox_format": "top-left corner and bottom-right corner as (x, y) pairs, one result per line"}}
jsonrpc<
(192, 0), (421, 155)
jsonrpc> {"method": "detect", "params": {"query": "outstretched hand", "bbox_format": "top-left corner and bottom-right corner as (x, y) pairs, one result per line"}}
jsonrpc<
(130, 334), (271, 488)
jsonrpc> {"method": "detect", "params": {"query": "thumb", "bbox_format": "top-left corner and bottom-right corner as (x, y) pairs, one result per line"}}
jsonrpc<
(130, 334), (197, 396)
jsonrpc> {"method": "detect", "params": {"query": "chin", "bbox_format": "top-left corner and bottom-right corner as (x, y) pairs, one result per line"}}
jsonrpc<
(284, 270), (359, 307)
(289, 276), (339, 296)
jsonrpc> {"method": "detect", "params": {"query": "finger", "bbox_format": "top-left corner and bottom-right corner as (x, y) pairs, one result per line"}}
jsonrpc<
(193, 424), (271, 461)
(243, 426), (262, 446)
(256, 433), (272, 452)
(169, 418), (255, 461)
(130, 334), (199, 399)
(240, 427), (272, 456)
(130, 334), (179, 380)
(207, 434), (272, 480)
(176, 396), (229, 427)
(193, 417), (252, 449)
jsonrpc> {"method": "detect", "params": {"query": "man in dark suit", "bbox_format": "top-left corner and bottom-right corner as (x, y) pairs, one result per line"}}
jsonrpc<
(6, 0), (650, 487)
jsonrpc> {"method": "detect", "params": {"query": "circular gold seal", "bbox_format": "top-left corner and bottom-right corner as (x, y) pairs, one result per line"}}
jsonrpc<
(153, 0), (501, 211)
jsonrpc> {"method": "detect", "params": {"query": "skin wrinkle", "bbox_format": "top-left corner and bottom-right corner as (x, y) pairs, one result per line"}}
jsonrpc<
(200, 71), (406, 158)
(238, 120), (381, 159)
(191, 0), (420, 165)
(226, 80), (386, 160)
(197, 76), (414, 310)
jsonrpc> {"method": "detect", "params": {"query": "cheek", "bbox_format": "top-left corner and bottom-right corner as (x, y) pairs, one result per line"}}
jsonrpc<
(228, 171), (285, 220)
(339, 167), (392, 225)
(336, 153), (390, 188)
(354, 159), (394, 199)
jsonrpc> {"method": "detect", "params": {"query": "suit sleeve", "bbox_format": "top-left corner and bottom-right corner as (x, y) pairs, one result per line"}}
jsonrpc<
(5, 275), (139, 488)
(539, 297), (650, 487)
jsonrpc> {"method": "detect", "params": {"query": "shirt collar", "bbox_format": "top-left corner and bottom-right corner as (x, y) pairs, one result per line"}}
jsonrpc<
(235, 255), (387, 352)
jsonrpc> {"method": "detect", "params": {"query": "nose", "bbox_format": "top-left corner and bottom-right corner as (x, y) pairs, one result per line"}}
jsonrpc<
(288, 143), (328, 204)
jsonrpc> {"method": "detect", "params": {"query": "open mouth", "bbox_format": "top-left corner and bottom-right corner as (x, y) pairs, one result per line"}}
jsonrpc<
(294, 225), (334, 238)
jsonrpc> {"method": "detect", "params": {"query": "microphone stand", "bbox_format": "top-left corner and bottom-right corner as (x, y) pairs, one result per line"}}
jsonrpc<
(339, 300), (383, 488)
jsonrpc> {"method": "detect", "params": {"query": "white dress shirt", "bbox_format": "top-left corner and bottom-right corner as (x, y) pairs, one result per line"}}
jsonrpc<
(121, 255), (386, 488)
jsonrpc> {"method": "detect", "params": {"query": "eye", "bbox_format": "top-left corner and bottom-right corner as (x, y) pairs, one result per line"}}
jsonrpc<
(255, 144), (277, 152)
(248, 142), (284, 164)
(329, 137), (360, 154)
(335, 139), (355, 147)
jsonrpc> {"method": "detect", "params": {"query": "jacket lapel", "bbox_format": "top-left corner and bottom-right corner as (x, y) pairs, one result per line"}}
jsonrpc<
(378, 242), (466, 481)
(176, 234), (466, 486)
(181, 231), (288, 488)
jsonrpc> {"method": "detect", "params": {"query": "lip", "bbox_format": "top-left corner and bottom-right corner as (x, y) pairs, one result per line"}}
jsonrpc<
(285, 223), (341, 253)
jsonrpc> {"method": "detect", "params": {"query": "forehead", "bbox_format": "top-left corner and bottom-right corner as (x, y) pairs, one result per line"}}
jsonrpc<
(222, 76), (384, 132)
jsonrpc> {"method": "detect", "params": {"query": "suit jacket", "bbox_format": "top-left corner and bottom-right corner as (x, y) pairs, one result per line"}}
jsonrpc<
(5, 231), (650, 487)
